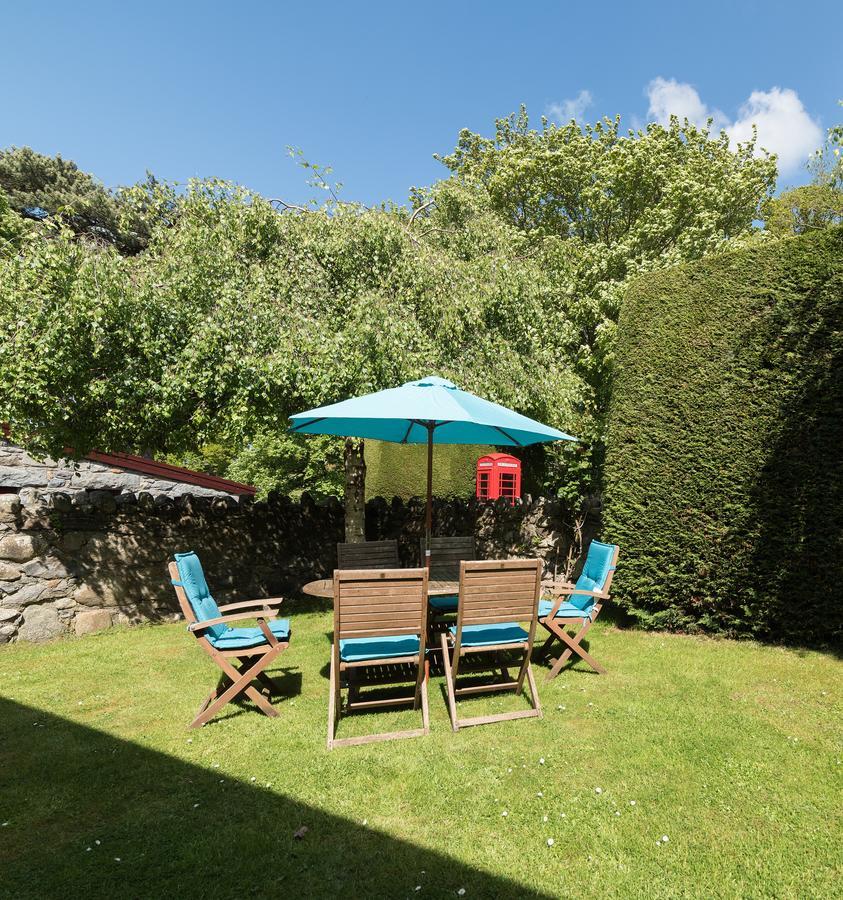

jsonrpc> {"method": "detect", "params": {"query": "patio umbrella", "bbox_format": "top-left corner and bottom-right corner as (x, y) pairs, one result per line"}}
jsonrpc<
(289, 376), (577, 565)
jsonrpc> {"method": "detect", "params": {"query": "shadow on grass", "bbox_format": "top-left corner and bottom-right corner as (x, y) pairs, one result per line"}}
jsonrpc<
(0, 698), (551, 899)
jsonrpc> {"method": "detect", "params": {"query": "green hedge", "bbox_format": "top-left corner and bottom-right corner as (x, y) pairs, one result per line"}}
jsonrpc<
(364, 441), (494, 500)
(603, 228), (843, 645)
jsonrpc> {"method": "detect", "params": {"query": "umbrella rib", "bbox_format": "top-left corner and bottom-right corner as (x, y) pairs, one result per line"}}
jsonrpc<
(399, 421), (414, 444)
(289, 417), (325, 433)
(492, 426), (523, 446)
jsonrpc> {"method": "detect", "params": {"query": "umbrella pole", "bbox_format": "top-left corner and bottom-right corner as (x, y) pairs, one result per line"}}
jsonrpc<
(425, 424), (433, 569)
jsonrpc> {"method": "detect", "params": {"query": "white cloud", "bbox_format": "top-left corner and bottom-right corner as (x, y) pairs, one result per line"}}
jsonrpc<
(726, 88), (822, 174)
(646, 77), (726, 130)
(644, 78), (822, 175)
(546, 89), (593, 124)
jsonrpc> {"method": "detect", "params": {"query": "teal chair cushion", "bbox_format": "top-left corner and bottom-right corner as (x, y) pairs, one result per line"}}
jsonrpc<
(174, 551), (226, 641)
(569, 540), (617, 610)
(450, 623), (529, 647)
(209, 618), (291, 650)
(429, 594), (458, 612)
(340, 634), (420, 663)
(538, 598), (595, 620)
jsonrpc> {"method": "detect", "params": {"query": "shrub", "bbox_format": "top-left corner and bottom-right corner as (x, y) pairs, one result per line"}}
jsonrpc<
(603, 228), (843, 645)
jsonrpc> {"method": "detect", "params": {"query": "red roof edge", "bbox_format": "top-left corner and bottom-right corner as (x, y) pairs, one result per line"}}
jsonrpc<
(83, 450), (257, 495)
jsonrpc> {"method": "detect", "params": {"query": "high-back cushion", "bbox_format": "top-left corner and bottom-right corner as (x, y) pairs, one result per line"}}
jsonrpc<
(337, 540), (400, 570)
(570, 540), (618, 610)
(458, 559), (541, 627)
(174, 552), (226, 640)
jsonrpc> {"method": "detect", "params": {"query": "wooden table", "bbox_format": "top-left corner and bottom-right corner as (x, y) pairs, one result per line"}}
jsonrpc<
(301, 572), (574, 600)
(301, 571), (459, 600)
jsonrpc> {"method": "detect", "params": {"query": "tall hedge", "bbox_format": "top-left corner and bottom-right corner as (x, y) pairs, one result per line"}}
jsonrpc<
(603, 227), (843, 645)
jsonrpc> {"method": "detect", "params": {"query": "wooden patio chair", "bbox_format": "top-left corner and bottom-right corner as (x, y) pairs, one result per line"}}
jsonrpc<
(537, 540), (619, 680)
(420, 535), (476, 616)
(328, 567), (430, 749)
(169, 551), (291, 728)
(337, 539), (400, 570)
(440, 559), (543, 731)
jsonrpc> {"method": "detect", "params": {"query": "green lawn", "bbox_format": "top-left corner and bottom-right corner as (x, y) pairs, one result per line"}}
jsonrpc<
(0, 605), (840, 899)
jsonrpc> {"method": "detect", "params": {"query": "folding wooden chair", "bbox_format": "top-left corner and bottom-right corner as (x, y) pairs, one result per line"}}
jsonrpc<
(421, 535), (476, 617)
(169, 552), (291, 728)
(537, 540), (619, 680)
(328, 567), (430, 750)
(440, 559), (542, 731)
(337, 539), (400, 570)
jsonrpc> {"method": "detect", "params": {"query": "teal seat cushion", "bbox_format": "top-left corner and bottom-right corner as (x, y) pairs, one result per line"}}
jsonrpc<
(450, 623), (529, 647)
(340, 634), (420, 663)
(174, 551), (226, 640)
(429, 594), (458, 612)
(209, 618), (291, 650)
(538, 598), (595, 620)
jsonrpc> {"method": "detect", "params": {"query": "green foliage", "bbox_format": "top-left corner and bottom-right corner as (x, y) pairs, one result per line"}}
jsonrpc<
(603, 228), (843, 644)
(364, 441), (494, 500)
(226, 433), (344, 500)
(764, 183), (842, 235)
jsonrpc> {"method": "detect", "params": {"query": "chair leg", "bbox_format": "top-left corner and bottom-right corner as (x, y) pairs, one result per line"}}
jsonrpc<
(420, 659), (430, 735)
(191, 647), (283, 728)
(545, 621), (606, 680)
(537, 629), (557, 659)
(327, 655), (339, 750)
(440, 632), (459, 732)
(525, 660), (542, 716)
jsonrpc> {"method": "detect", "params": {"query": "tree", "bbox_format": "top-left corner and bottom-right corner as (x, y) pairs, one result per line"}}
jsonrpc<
(436, 109), (777, 434)
(764, 105), (843, 235)
(0, 146), (157, 254)
(0, 177), (586, 535)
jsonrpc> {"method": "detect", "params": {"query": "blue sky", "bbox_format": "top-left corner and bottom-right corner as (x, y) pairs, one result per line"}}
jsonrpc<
(2, 1), (840, 206)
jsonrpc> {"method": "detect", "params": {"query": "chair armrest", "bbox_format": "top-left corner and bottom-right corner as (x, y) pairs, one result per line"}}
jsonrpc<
(546, 585), (609, 600)
(217, 599), (284, 614)
(188, 612), (275, 632)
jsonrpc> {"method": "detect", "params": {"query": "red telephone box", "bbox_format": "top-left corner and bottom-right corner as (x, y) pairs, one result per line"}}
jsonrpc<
(476, 453), (521, 503)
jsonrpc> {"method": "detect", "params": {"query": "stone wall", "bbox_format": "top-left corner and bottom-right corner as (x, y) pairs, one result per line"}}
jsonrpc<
(0, 442), (240, 499)
(0, 489), (595, 643)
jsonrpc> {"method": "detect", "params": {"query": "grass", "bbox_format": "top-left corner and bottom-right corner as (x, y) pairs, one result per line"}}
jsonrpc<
(0, 604), (840, 899)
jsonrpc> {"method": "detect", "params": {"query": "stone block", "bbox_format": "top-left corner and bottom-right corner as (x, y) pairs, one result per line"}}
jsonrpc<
(3, 582), (46, 607)
(0, 533), (46, 561)
(0, 561), (21, 581)
(0, 494), (21, 523)
(0, 624), (16, 643)
(18, 604), (65, 642)
(0, 606), (21, 622)
(73, 583), (120, 607)
(74, 609), (113, 636)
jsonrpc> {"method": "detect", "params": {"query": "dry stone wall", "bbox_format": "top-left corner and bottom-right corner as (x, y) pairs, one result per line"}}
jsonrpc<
(0, 489), (591, 643)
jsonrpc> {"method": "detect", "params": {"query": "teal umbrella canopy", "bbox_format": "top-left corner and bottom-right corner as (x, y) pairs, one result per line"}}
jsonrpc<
(289, 376), (577, 447)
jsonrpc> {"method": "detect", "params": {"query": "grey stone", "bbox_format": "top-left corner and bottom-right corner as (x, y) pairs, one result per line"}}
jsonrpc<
(18, 605), (64, 642)
(3, 582), (46, 607)
(73, 584), (120, 608)
(0, 494), (21, 523)
(0, 607), (21, 622)
(74, 608), (113, 636)
(0, 561), (21, 581)
(52, 597), (76, 610)
(0, 624), (16, 643)
(88, 490), (117, 514)
(23, 557), (69, 579)
(0, 533), (46, 561)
